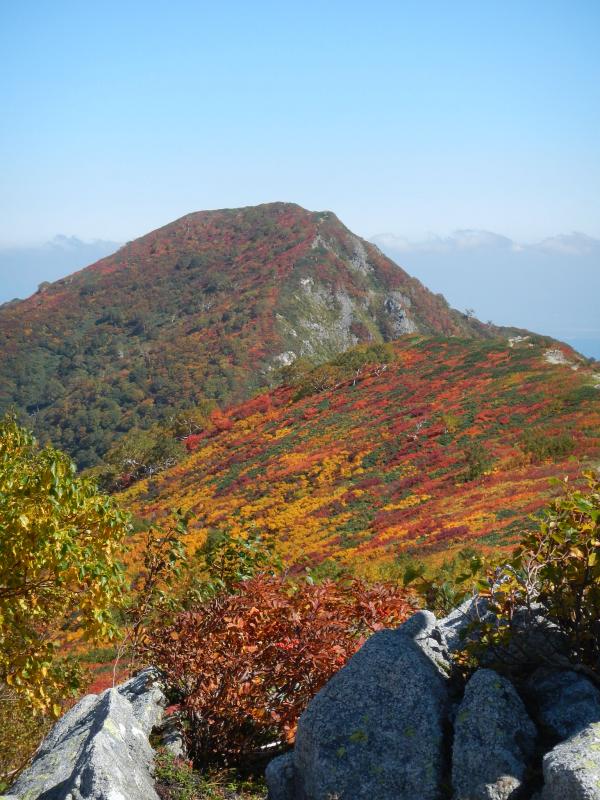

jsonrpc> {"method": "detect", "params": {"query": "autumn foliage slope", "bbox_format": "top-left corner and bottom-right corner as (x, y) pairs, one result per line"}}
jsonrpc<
(123, 335), (600, 575)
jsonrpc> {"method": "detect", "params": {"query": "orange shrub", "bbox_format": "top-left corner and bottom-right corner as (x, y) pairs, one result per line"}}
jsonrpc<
(145, 574), (416, 767)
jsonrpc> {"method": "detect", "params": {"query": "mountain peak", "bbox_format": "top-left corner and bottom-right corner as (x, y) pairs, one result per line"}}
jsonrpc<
(0, 204), (515, 467)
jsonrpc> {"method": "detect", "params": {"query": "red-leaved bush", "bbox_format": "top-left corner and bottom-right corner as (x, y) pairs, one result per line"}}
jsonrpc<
(145, 574), (416, 766)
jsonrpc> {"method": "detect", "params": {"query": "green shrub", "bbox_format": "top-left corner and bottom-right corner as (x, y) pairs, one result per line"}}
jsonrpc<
(520, 429), (575, 463)
(0, 414), (130, 777)
(280, 343), (395, 400)
(401, 548), (487, 616)
(154, 749), (266, 800)
(0, 689), (52, 788)
(472, 472), (600, 670)
(460, 441), (492, 482)
(0, 414), (130, 714)
(190, 526), (281, 599)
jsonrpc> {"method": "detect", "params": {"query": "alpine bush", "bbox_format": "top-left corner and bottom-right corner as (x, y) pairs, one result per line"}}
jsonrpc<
(473, 472), (600, 671)
(146, 574), (416, 767)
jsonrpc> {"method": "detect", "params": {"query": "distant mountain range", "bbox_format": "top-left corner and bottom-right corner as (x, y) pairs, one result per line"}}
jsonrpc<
(0, 235), (121, 302)
(0, 203), (577, 468)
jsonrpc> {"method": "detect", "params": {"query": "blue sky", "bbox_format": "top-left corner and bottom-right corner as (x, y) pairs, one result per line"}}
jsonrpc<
(1, 1), (598, 355)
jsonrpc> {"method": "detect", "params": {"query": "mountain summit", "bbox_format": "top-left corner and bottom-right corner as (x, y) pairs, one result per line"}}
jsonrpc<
(0, 203), (516, 466)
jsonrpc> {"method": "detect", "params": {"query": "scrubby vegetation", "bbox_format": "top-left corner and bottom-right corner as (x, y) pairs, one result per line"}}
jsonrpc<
(472, 472), (600, 672)
(0, 415), (130, 783)
(2, 404), (600, 795)
(278, 341), (395, 400)
(2, 205), (599, 800)
(154, 749), (266, 800)
(0, 416), (130, 713)
(125, 335), (599, 576)
(146, 574), (415, 767)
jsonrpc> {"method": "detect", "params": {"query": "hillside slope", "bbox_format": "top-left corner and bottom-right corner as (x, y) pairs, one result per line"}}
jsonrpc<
(1, 203), (506, 467)
(123, 335), (600, 575)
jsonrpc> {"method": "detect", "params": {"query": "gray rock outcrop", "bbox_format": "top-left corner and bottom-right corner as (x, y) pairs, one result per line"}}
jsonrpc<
(265, 601), (599, 800)
(430, 596), (567, 670)
(268, 610), (450, 800)
(541, 721), (600, 800)
(155, 712), (187, 759)
(11, 604), (600, 800)
(7, 670), (166, 800)
(118, 666), (167, 735)
(527, 668), (600, 741)
(452, 669), (537, 800)
(433, 595), (490, 654)
(266, 751), (296, 800)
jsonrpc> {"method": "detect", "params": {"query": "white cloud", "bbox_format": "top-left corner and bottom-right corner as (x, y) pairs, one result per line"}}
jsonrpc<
(371, 229), (600, 257)
(370, 228), (600, 360)
(536, 233), (600, 256)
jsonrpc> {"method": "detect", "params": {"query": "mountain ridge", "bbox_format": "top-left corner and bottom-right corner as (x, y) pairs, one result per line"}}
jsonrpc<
(0, 202), (526, 467)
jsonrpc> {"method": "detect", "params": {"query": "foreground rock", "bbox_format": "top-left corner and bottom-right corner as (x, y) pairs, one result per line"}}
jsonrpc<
(431, 596), (568, 670)
(541, 721), (600, 800)
(528, 668), (600, 741)
(156, 712), (187, 759)
(266, 752), (296, 800)
(487, 606), (568, 669)
(452, 669), (537, 800)
(433, 595), (490, 655)
(268, 610), (450, 800)
(118, 666), (167, 734)
(12, 604), (600, 800)
(7, 670), (165, 800)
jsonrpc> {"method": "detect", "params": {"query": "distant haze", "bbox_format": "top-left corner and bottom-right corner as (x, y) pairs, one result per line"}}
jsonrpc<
(372, 230), (600, 361)
(0, 236), (121, 302)
(1, 2), (597, 357)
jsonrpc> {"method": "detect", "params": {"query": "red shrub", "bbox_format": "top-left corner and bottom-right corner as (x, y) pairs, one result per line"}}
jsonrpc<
(210, 409), (233, 432)
(184, 433), (204, 452)
(145, 574), (416, 766)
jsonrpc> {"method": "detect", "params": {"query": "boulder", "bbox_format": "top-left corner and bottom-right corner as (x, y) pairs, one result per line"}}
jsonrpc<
(527, 668), (600, 741)
(266, 751), (296, 800)
(433, 594), (569, 671)
(541, 721), (600, 800)
(156, 712), (187, 759)
(282, 611), (450, 800)
(8, 684), (161, 800)
(402, 608), (453, 678)
(452, 669), (537, 800)
(491, 606), (568, 669)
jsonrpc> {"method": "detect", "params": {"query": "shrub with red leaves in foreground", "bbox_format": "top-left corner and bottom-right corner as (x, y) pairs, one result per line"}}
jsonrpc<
(145, 574), (417, 767)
